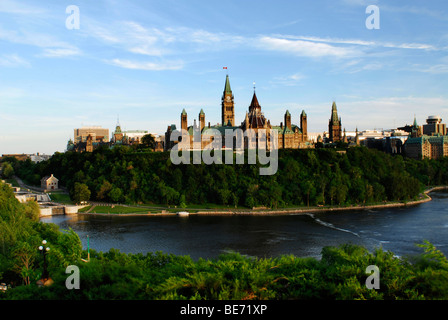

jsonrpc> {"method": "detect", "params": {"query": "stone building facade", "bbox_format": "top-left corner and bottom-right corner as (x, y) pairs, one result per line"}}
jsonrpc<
(164, 75), (312, 151)
(41, 174), (59, 191)
(404, 135), (448, 160)
(328, 102), (342, 143)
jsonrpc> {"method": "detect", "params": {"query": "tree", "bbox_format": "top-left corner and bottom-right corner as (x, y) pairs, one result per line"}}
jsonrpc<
(12, 242), (37, 286)
(1, 162), (14, 179)
(108, 187), (123, 203)
(141, 134), (156, 150)
(97, 180), (113, 201)
(23, 200), (40, 222)
(72, 182), (91, 204)
(179, 194), (187, 209)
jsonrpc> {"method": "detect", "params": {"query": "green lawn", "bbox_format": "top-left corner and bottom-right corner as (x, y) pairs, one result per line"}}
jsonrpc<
(83, 205), (177, 214)
(48, 192), (73, 204)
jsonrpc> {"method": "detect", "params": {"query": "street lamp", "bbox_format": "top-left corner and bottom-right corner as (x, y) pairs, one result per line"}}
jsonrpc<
(38, 240), (50, 280)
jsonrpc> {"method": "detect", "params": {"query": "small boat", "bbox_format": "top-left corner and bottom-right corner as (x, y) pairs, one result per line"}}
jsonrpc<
(177, 211), (189, 217)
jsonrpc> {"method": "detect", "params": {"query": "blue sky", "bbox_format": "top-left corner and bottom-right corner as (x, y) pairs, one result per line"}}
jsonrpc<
(0, 0), (447, 154)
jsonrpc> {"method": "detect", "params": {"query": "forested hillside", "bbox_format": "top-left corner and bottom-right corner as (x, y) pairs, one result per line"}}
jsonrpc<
(8, 146), (448, 208)
(2, 181), (448, 300)
(2, 150), (448, 300)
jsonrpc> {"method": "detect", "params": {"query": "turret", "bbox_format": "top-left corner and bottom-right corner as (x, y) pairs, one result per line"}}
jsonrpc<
(284, 110), (291, 130)
(300, 110), (307, 137)
(199, 109), (205, 132)
(222, 75), (235, 126)
(181, 108), (188, 131)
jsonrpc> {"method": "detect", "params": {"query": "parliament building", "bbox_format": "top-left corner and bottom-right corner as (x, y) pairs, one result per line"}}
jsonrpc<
(164, 75), (313, 151)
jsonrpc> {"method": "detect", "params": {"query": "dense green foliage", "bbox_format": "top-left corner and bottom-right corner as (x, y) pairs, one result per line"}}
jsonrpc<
(4, 238), (448, 300)
(2, 179), (448, 300)
(9, 146), (447, 208)
(1, 162), (14, 179)
(0, 182), (82, 287)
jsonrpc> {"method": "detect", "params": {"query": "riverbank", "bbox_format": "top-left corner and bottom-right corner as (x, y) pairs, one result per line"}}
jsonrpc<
(76, 186), (448, 217)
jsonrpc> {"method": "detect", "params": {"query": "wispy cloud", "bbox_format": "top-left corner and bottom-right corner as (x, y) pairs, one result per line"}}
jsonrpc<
(86, 20), (245, 56)
(106, 58), (184, 71)
(270, 73), (306, 86)
(341, 0), (374, 6)
(40, 48), (82, 58)
(415, 64), (448, 74)
(256, 36), (360, 58)
(381, 4), (448, 21)
(0, 26), (82, 58)
(275, 35), (438, 51)
(0, 0), (46, 14)
(0, 54), (30, 67)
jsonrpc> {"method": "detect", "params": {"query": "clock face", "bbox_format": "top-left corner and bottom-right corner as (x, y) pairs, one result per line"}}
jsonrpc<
(226, 95), (231, 101)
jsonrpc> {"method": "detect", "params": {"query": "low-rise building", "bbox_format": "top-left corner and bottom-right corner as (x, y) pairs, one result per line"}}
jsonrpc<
(41, 174), (59, 191)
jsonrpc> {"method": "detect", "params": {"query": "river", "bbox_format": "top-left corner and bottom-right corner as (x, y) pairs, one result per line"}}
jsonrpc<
(40, 191), (448, 260)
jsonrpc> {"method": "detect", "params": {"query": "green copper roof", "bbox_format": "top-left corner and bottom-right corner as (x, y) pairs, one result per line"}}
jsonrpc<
(182, 108), (187, 115)
(186, 124), (242, 136)
(301, 110), (307, 117)
(224, 75), (232, 94)
(199, 109), (205, 115)
(330, 102), (340, 125)
(332, 101), (337, 111)
(406, 135), (448, 145)
(271, 125), (302, 135)
(285, 110), (291, 116)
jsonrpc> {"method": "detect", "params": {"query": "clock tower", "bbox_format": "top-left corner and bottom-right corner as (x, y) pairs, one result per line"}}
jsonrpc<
(221, 75), (235, 126)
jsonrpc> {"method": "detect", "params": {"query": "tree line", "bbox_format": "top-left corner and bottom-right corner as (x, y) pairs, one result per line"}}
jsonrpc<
(0, 182), (81, 287)
(2, 149), (448, 299)
(5, 146), (448, 208)
(2, 183), (448, 300)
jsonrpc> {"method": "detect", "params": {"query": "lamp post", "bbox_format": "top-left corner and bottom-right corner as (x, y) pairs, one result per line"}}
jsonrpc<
(38, 240), (50, 280)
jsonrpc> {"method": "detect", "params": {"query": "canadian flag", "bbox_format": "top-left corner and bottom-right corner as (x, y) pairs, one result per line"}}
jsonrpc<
(223, 67), (227, 69)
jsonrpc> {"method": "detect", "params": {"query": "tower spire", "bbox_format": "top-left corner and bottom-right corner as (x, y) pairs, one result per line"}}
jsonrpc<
(115, 115), (122, 133)
(224, 74), (232, 94)
(222, 74), (235, 126)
